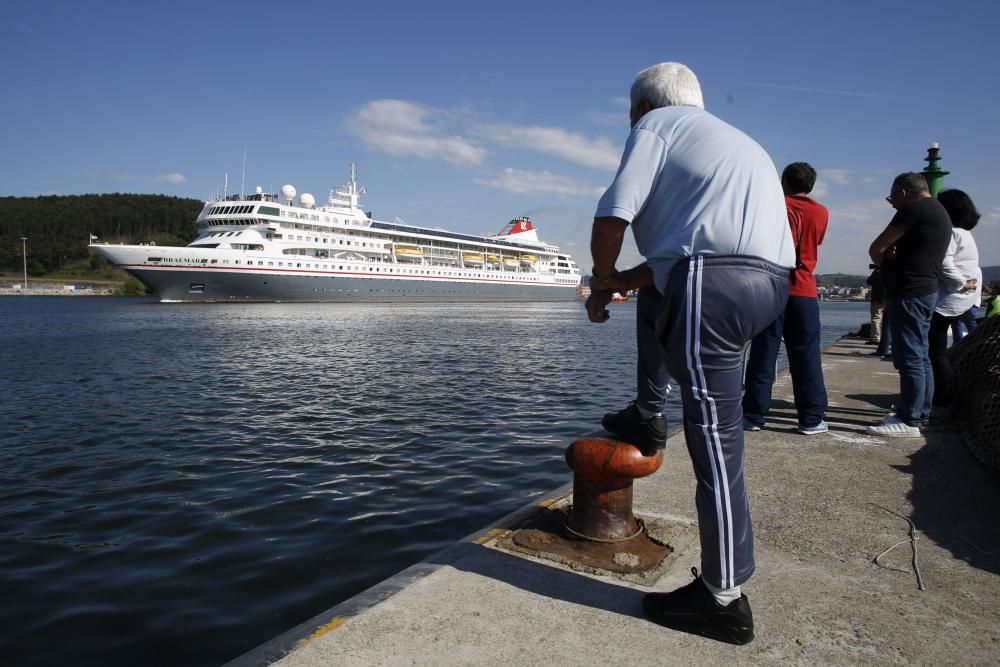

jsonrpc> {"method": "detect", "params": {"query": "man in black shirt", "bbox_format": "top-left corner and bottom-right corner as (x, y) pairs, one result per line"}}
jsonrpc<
(867, 172), (952, 436)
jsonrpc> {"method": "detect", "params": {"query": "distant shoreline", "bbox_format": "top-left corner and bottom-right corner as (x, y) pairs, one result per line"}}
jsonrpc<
(0, 275), (137, 297)
(0, 285), (118, 296)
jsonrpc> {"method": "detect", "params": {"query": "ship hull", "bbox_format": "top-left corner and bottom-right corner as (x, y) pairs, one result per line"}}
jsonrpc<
(126, 267), (576, 302)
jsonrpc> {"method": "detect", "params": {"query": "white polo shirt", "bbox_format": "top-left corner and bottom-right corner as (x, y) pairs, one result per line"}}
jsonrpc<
(595, 106), (794, 293)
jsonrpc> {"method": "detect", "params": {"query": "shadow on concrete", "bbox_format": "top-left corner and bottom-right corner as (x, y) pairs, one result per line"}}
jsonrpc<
(434, 542), (647, 618)
(843, 393), (896, 412)
(766, 399), (887, 429)
(771, 398), (888, 418)
(824, 350), (879, 357)
(895, 433), (1000, 577)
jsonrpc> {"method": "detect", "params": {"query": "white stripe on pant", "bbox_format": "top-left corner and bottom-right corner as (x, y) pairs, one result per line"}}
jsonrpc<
(657, 255), (789, 589)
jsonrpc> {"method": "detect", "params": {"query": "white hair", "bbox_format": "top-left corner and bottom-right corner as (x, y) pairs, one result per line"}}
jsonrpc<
(630, 62), (704, 110)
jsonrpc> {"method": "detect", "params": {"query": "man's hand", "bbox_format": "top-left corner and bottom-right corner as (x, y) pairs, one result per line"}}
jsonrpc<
(961, 278), (978, 293)
(869, 226), (904, 265)
(586, 289), (614, 323)
(590, 270), (625, 293)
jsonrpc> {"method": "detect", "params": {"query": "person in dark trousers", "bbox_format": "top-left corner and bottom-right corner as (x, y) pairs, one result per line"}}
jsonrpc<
(741, 162), (830, 435)
(928, 189), (981, 421)
(867, 173), (952, 436)
(587, 61), (793, 645)
(867, 265), (886, 345)
(596, 283), (672, 454)
(869, 265), (892, 356)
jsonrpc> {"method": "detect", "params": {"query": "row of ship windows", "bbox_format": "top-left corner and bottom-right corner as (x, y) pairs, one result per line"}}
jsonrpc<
(297, 288), (563, 294)
(369, 221), (552, 255)
(200, 222), (566, 263)
(281, 236), (382, 248)
(163, 257), (569, 279)
(213, 287), (569, 296)
(200, 215), (571, 264)
(202, 219), (257, 226)
(204, 211), (344, 223)
(276, 234), (555, 263)
(203, 230), (551, 260)
(207, 205), (254, 215)
(202, 230), (382, 250)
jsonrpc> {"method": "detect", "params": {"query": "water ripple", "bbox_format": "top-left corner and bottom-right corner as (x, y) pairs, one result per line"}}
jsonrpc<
(0, 296), (868, 666)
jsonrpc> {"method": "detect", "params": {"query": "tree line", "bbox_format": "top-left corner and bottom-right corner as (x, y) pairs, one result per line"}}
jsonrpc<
(0, 194), (203, 274)
(815, 273), (868, 289)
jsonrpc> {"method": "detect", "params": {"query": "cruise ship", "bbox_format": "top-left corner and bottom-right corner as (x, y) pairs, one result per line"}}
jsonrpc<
(90, 168), (581, 302)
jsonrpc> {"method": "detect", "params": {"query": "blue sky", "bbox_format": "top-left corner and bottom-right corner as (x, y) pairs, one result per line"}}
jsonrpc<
(2, 0), (997, 274)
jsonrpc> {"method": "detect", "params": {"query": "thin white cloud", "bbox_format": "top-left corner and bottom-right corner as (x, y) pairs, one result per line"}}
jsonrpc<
(104, 171), (187, 185)
(476, 168), (605, 197)
(346, 98), (622, 172)
(480, 124), (621, 171)
(588, 97), (630, 127)
(346, 99), (486, 166)
(587, 110), (626, 127)
(745, 81), (906, 101)
(819, 196), (1000, 272)
(821, 169), (852, 185)
(976, 207), (1000, 266)
(816, 198), (891, 273)
(813, 168), (891, 197)
(812, 168), (852, 197)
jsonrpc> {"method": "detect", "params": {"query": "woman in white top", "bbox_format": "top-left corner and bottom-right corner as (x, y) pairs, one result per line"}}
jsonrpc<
(929, 188), (981, 416)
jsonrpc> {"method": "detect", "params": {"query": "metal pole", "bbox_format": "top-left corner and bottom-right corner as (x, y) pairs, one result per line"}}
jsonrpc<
(21, 237), (27, 290)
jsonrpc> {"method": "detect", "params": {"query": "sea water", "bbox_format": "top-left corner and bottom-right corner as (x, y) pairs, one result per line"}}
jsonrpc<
(0, 297), (868, 666)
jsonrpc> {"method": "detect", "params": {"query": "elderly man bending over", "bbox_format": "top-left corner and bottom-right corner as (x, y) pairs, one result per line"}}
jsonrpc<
(587, 62), (794, 645)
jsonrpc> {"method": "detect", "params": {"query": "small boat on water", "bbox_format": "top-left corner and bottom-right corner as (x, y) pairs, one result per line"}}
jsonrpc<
(90, 167), (581, 302)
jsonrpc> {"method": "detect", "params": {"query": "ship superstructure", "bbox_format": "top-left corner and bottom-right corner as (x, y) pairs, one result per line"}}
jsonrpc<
(90, 167), (581, 302)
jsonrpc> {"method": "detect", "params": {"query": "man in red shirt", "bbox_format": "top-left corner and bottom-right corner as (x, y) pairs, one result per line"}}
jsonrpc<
(742, 162), (829, 434)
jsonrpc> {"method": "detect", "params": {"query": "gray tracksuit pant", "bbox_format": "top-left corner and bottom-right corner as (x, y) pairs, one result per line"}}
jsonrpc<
(656, 255), (789, 589)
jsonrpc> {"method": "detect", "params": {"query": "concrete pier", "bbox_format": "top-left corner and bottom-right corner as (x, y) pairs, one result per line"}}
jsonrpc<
(230, 336), (999, 665)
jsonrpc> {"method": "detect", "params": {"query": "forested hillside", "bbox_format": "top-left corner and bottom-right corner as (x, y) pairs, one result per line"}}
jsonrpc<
(0, 194), (202, 273)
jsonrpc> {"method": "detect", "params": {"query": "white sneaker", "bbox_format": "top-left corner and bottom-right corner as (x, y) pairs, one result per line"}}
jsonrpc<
(866, 415), (921, 437)
(798, 421), (829, 435)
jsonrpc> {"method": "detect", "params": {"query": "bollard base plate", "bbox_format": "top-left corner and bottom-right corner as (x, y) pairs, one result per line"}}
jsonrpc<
(510, 505), (670, 575)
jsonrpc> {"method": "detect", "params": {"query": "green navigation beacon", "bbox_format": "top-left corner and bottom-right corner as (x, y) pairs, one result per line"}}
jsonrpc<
(922, 142), (950, 197)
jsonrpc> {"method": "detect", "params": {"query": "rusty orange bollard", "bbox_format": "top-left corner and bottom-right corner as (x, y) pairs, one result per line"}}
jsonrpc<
(564, 436), (664, 542)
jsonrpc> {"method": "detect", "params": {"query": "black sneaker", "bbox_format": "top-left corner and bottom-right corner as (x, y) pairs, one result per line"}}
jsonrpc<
(642, 568), (754, 645)
(601, 402), (667, 455)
